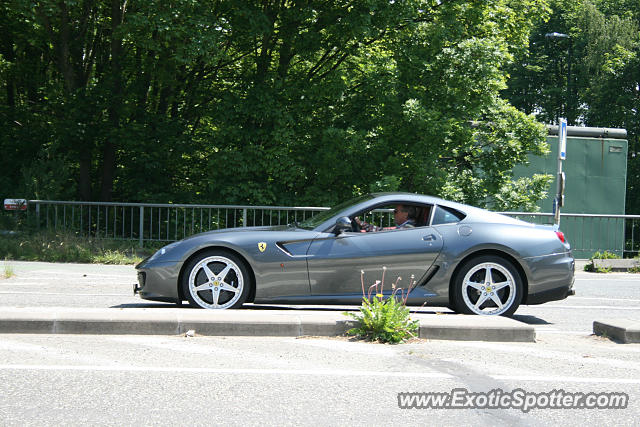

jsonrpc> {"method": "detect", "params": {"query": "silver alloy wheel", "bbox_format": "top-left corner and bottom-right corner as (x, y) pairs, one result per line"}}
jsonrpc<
(187, 255), (244, 309)
(461, 262), (517, 315)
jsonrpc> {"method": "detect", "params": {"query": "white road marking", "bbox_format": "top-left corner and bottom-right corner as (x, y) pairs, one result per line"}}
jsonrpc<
(0, 364), (638, 384)
(570, 297), (640, 302)
(534, 329), (589, 335)
(0, 340), (50, 352)
(6, 275), (135, 281)
(492, 375), (640, 385)
(0, 364), (453, 378)
(0, 292), (130, 296)
(444, 341), (640, 370)
(527, 305), (640, 310)
(3, 282), (133, 286)
(0, 338), (128, 366)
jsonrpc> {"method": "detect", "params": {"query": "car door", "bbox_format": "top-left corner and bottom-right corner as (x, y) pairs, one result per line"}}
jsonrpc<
(306, 226), (443, 297)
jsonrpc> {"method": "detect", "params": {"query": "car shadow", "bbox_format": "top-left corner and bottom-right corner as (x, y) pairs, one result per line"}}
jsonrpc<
(110, 303), (548, 323)
(111, 302), (457, 314)
(512, 314), (552, 325)
(111, 303), (187, 309)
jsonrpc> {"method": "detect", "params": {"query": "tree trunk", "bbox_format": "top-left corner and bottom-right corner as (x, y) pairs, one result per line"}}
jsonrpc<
(79, 149), (92, 201)
(100, 0), (125, 201)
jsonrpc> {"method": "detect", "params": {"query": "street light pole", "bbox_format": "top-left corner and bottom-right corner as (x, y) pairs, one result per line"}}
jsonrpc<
(567, 40), (573, 125)
(545, 32), (571, 226)
(554, 119), (567, 226)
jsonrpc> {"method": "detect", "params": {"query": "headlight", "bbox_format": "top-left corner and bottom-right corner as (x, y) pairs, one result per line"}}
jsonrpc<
(147, 241), (181, 262)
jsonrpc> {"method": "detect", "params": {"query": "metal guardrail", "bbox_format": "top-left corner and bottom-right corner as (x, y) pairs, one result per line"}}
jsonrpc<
(20, 201), (330, 246)
(499, 212), (640, 259)
(2, 200), (639, 258)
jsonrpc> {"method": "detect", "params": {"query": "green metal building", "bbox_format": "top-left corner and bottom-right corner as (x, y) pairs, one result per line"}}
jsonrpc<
(513, 126), (628, 258)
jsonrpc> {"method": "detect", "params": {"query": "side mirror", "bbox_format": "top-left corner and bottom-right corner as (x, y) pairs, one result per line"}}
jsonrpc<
(334, 216), (352, 234)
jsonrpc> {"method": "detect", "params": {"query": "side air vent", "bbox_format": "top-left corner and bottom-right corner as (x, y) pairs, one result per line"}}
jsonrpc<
(419, 265), (440, 287)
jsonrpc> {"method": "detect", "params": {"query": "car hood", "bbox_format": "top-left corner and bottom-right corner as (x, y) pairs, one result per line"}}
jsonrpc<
(184, 224), (302, 239)
(144, 225), (321, 264)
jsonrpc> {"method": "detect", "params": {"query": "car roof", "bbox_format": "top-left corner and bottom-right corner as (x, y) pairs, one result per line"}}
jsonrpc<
(313, 192), (528, 231)
(369, 192), (454, 206)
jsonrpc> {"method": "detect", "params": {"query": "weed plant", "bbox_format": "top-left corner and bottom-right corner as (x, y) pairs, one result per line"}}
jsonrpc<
(345, 267), (420, 344)
(2, 261), (14, 279)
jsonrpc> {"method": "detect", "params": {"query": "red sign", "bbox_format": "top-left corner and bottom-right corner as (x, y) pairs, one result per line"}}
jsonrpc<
(4, 199), (27, 211)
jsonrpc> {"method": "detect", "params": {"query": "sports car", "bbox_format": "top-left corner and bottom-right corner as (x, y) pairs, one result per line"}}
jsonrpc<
(134, 193), (575, 316)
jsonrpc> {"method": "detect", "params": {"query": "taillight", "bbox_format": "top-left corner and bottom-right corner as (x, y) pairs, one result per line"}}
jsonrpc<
(555, 231), (566, 243)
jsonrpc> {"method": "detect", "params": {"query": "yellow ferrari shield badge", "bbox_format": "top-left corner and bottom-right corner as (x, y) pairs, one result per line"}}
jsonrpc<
(258, 242), (267, 252)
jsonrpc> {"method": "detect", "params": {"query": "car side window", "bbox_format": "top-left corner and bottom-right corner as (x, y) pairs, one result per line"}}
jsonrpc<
(354, 203), (433, 231)
(432, 205), (466, 225)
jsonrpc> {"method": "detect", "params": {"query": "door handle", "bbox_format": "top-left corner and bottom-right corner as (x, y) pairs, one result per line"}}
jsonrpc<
(423, 234), (436, 242)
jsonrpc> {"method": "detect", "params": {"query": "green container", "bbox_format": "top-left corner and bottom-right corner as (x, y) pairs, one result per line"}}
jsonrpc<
(513, 128), (628, 259)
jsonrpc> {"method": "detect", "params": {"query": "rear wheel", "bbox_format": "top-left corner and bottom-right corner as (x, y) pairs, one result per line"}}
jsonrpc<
(452, 255), (522, 316)
(181, 250), (251, 309)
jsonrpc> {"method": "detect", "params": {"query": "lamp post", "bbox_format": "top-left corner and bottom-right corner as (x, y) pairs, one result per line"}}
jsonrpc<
(554, 119), (567, 226)
(545, 32), (571, 226)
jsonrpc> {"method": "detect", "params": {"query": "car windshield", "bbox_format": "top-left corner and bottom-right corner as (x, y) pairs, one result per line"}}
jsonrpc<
(298, 194), (374, 230)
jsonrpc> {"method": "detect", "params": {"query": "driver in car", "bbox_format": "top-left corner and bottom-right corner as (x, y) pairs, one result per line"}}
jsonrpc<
(354, 204), (417, 232)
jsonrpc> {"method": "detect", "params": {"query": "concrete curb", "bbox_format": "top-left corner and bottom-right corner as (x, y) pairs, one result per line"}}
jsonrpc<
(419, 315), (535, 342)
(592, 259), (640, 272)
(593, 319), (640, 343)
(0, 308), (535, 342)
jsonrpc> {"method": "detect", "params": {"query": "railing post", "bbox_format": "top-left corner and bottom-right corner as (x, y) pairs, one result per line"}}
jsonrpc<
(35, 202), (40, 230)
(139, 206), (144, 248)
(243, 208), (247, 227)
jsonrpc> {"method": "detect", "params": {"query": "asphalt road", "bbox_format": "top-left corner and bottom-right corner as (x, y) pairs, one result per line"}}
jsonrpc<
(0, 333), (638, 425)
(1, 260), (638, 334)
(0, 261), (639, 425)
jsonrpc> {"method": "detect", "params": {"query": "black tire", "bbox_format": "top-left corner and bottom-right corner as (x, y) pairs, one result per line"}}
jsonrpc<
(181, 250), (251, 309)
(452, 255), (523, 316)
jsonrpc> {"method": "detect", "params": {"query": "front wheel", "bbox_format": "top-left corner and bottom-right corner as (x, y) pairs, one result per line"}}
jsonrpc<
(181, 250), (251, 309)
(452, 255), (523, 316)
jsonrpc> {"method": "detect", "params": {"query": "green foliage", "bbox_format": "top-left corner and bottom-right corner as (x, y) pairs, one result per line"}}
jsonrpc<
(503, 0), (640, 214)
(345, 268), (420, 344)
(584, 250), (620, 272)
(0, 232), (143, 265)
(369, 176), (402, 193)
(92, 250), (141, 265)
(491, 174), (554, 212)
(1, 0), (552, 209)
(592, 250), (621, 259)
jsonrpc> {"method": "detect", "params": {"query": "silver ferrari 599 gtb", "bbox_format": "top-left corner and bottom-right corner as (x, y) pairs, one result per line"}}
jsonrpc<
(135, 193), (575, 316)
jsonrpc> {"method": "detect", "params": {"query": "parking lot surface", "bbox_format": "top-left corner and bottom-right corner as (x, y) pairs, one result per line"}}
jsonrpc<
(1, 261), (638, 336)
(0, 261), (638, 425)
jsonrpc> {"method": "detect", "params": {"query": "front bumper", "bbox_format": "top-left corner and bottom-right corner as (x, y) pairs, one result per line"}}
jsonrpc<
(135, 260), (182, 303)
(133, 271), (144, 295)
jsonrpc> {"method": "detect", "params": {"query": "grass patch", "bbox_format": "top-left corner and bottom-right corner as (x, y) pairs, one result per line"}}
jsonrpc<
(0, 231), (155, 265)
(2, 261), (14, 279)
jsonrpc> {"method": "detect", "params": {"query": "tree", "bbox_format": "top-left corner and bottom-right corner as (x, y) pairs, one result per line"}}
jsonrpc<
(1, 0), (553, 211)
(504, 0), (640, 213)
